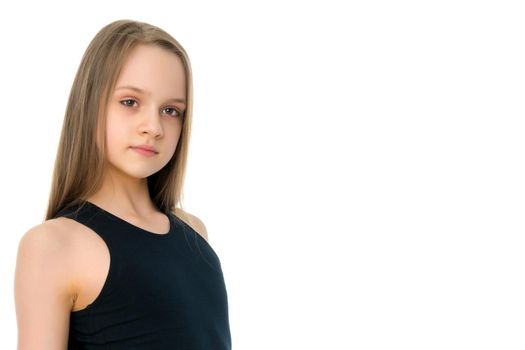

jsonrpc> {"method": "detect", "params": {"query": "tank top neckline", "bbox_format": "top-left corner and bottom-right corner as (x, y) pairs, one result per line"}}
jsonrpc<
(83, 200), (175, 239)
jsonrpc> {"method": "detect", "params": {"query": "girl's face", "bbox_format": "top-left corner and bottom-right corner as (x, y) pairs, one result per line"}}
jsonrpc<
(103, 44), (186, 180)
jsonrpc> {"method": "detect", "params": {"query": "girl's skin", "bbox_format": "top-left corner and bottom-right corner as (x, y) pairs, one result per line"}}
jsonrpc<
(87, 43), (186, 218)
(14, 44), (208, 349)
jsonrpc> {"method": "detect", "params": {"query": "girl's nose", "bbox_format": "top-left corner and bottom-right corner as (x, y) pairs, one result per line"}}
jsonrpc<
(138, 109), (163, 138)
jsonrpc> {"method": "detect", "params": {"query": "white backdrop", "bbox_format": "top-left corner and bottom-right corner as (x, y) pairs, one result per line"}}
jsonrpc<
(2, 0), (524, 349)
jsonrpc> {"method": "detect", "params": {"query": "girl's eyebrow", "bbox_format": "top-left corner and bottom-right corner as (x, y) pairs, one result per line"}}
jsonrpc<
(115, 85), (186, 105)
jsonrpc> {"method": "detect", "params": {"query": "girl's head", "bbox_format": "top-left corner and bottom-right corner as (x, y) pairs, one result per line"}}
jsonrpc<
(46, 19), (193, 220)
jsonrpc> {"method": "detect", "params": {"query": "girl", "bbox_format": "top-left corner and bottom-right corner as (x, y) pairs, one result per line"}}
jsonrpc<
(14, 19), (232, 349)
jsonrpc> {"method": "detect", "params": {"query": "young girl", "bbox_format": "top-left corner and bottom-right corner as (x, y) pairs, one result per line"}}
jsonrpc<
(14, 19), (232, 349)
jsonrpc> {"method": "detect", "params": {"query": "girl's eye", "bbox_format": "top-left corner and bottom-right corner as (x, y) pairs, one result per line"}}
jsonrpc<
(120, 99), (137, 107)
(119, 99), (183, 118)
(163, 107), (182, 118)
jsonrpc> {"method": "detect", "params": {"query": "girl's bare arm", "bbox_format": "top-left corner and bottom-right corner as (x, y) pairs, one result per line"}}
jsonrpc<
(14, 224), (76, 349)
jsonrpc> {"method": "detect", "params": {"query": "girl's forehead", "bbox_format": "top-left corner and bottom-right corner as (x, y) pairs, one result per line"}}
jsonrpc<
(115, 45), (186, 96)
(118, 45), (185, 79)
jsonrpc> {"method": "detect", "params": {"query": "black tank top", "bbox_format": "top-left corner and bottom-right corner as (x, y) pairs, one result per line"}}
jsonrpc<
(53, 200), (232, 349)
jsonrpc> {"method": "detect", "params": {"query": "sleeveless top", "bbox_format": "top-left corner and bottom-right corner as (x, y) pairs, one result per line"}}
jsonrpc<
(53, 201), (232, 349)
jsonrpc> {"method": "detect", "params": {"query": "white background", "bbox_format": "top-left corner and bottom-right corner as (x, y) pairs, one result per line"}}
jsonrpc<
(2, 0), (524, 349)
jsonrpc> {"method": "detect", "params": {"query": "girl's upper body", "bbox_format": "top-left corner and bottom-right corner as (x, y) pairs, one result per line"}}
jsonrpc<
(16, 199), (231, 349)
(14, 20), (231, 349)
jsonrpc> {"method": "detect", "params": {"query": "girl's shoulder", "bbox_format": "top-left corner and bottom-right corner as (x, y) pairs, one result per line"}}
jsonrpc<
(21, 217), (83, 254)
(172, 208), (208, 242)
(23, 216), (115, 314)
(16, 218), (83, 311)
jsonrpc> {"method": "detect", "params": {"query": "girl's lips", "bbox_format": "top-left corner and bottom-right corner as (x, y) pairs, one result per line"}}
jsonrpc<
(131, 147), (157, 157)
(132, 145), (158, 153)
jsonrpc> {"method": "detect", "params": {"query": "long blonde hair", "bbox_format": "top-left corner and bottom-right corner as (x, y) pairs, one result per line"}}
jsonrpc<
(45, 19), (193, 220)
